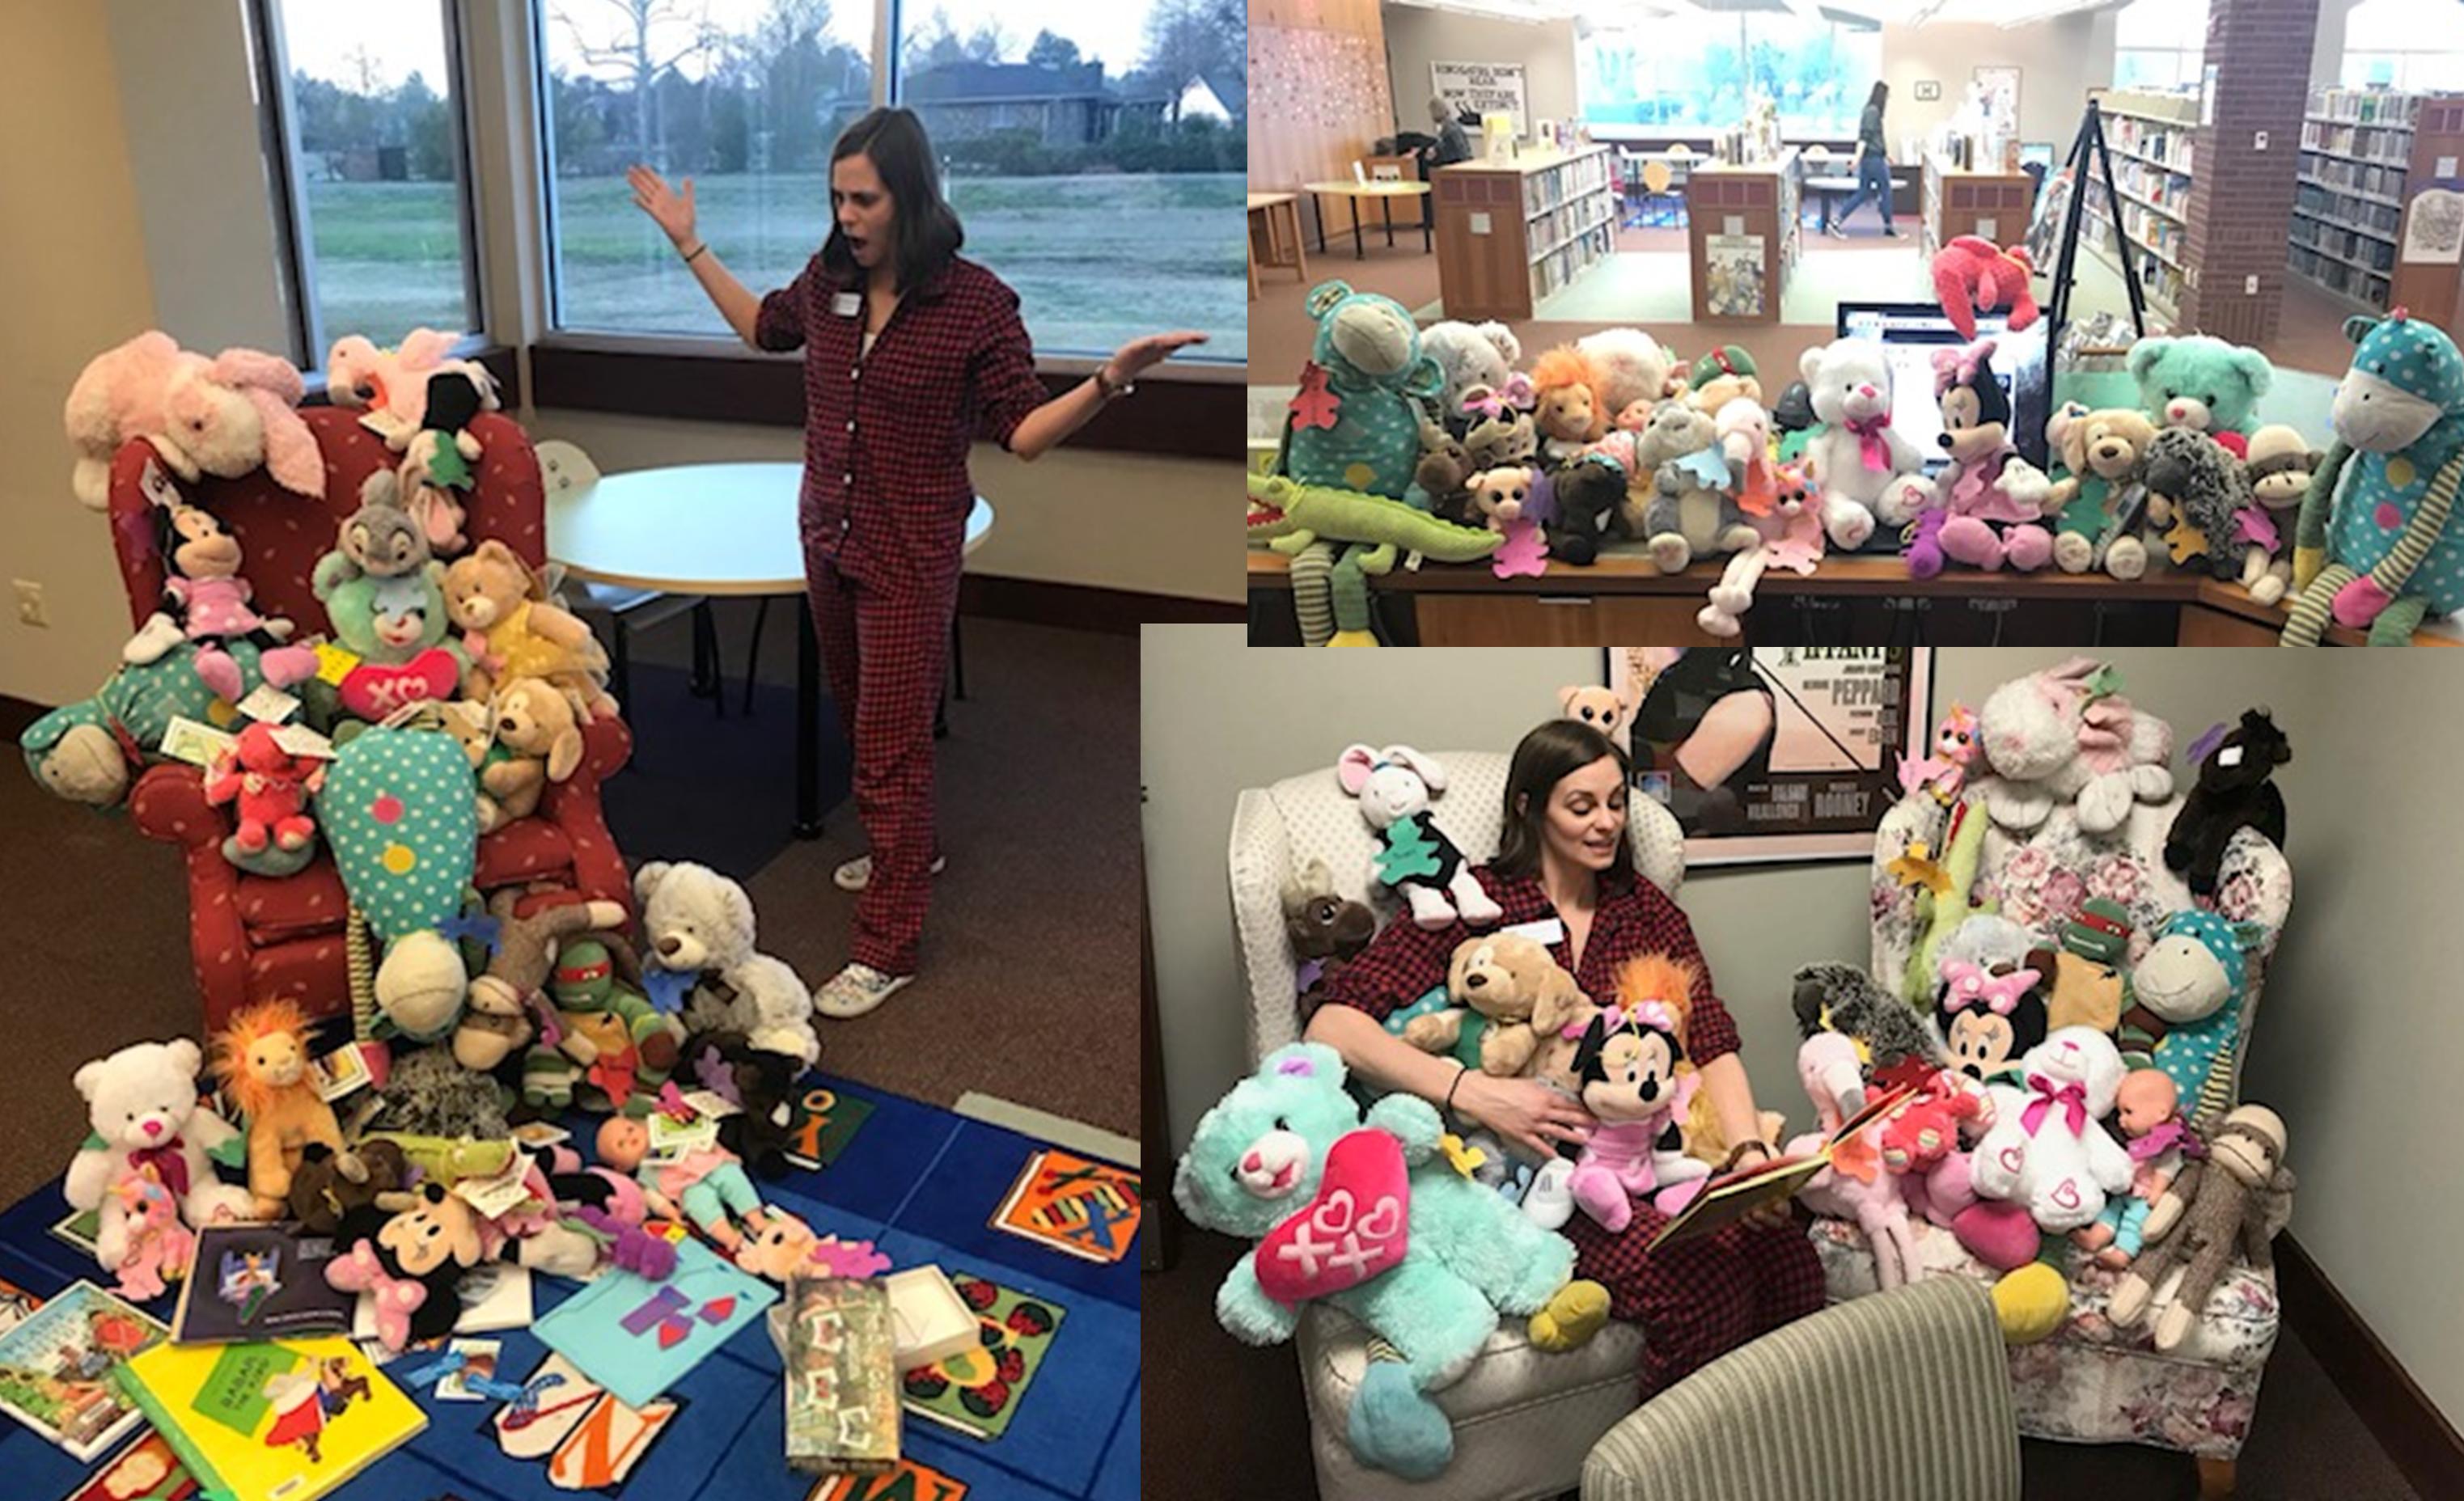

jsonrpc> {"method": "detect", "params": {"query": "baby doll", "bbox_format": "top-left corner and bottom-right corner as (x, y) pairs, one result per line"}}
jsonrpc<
(1904, 340), (2055, 577)
(125, 502), (320, 702)
(597, 1115), (775, 1254)
(1562, 956), (1713, 1233)
(2072, 1068), (2195, 1267)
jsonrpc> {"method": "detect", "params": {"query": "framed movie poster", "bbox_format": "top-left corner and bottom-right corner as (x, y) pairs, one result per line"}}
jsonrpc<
(1603, 648), (1933, 865)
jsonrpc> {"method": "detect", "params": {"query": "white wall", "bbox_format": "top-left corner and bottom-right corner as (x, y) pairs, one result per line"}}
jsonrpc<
(1878, 15), (2119, 161)
(1380, 6), (1580, 142)
(1145, 636), (2464, 1433)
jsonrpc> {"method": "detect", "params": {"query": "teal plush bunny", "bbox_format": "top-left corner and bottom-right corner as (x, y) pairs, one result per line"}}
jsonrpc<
(2284, 311), (2464, 645)
(1174, 1042), (1582, 1480)
(1281, 280), (1445, 501)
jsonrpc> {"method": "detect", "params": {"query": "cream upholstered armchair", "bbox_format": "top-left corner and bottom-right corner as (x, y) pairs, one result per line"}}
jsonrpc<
(1818, 699), (2295, 1497)
(1228, 750), (1687, 1501)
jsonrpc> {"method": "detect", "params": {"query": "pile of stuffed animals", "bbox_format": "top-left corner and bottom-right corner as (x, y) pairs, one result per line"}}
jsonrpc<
(44, 328), (862, 1354)
(1254, 251), (2464, 645)
(1178, 672), (2305, 1480)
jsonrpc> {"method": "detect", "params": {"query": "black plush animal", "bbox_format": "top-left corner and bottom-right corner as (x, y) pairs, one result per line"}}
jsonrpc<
(2166, 708), (2291, 897)
(680, 1030), (805, 1179)
(1546, 454), (1626, 567)
(1790, 962), (1950, 1076)
(2142, 428), (2252, 578)
(1771, 380), (1818, 436)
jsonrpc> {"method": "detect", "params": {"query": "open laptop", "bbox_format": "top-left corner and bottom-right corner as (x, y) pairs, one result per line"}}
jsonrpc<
(1835, 301), (2052, 471)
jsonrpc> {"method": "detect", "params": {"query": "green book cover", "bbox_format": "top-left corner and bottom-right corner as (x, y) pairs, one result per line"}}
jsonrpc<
(781, 1085), (874, 1170)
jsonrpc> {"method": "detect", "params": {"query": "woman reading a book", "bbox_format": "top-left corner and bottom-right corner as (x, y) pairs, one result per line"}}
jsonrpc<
(1305, 718), (1824, 1395)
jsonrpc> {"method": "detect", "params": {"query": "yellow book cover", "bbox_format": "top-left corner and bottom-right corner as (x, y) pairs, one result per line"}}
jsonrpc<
(112, 1336), (425, 1501)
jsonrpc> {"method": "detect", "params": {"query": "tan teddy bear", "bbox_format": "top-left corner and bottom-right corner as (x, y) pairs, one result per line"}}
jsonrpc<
(1403, 932), (1594, 1079)
(2046, 408), (2160, 579)
(484, 679), (586, 827)
(441, 540), (615, 717)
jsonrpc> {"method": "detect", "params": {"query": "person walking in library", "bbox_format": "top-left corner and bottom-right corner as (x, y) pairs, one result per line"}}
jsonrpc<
(626, 108), (1204, 1019)
(1829, 81), (1898, 238)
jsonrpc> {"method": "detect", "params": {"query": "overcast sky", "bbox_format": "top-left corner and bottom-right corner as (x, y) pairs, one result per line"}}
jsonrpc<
(274, 0), (1158, 91)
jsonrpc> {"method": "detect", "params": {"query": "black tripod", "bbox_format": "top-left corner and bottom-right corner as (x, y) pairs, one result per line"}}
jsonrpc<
(2045, 97), (2151, 349)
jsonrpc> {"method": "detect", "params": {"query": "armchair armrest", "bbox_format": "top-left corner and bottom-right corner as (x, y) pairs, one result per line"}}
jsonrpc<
(539, 713), (635, 921)
(1583, 1276), (2018, 1501)
(1230, 787), (1302, 1066)
(129, 763), (225, 850)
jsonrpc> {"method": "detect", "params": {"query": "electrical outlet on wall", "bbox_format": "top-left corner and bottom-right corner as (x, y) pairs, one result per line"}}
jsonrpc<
(2254, 130), (2269, 150)
(12, 579), (46, 628)
(2246, 274), (2260, 294)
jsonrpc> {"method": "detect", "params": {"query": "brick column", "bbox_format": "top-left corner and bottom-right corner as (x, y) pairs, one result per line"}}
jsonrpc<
(2178, 0), (2321, 344)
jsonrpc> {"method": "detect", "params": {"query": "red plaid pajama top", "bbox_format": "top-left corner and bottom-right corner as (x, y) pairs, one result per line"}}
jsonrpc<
(754, 252), (1046, 589)
(1322, 863), (1827, 1395)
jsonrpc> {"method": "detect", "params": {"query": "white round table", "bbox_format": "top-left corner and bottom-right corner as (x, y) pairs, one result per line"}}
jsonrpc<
(546, 460), (992, 837)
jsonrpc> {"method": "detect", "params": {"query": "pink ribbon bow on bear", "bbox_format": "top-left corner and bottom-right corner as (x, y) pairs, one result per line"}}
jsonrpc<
(324, 1237), (429, 1351)
(2020, 1074), (2089, 1135)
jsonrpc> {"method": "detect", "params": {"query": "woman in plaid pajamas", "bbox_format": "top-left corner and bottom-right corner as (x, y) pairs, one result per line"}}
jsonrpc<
(630, 109), (1203, 1017)
(1307, 718), (1827, 1396)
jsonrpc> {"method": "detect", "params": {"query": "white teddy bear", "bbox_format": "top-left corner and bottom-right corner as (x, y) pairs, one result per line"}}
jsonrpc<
(634, 860), (822, 1068)
(65, 1039), (256, 1270)
(1800, 338), (1924, 549)
(1969, 1026), (2134, 1233)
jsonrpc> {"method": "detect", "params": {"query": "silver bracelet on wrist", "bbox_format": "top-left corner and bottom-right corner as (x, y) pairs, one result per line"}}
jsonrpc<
(1094, 366), (1134, 401)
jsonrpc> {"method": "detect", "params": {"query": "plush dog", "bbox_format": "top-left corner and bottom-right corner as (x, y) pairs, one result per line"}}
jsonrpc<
(483, 679), (586, 829)
(2164, 709), (2290, 899)
(1400, 932), (1590, 1078)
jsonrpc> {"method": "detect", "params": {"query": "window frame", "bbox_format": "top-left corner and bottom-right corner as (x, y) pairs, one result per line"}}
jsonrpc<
(243, 0), (489, 371)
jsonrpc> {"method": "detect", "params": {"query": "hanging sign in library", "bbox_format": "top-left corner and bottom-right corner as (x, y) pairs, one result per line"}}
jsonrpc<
(1432, 61), (1527, 138)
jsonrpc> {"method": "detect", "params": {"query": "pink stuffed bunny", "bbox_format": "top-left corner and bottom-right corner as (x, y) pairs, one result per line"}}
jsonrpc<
(1975, 657), (2176, 834)
(64, 332), (320, 508)
(325, 328), (461, 450)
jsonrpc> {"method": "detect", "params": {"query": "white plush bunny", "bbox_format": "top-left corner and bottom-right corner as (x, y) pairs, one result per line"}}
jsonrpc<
(1969, 1026), (2134, 1233)
(1973, 657), (2175, 834)
(1335, 744), (1502, 931)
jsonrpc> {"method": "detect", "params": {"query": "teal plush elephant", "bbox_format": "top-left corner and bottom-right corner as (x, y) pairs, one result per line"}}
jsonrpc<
(1280, 280), (1444, 501)
(1173, 1042), (1582, 1479)
(21, 641), (269, 808)
(2284, 311), (2464, 645)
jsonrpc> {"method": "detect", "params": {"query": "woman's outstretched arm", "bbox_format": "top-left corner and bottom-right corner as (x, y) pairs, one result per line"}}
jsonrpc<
(629, 165), (764, 349)
(1001, 330), (1212, 461)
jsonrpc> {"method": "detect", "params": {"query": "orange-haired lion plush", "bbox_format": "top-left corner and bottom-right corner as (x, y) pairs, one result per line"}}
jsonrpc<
(214, 1000), (348, 1218)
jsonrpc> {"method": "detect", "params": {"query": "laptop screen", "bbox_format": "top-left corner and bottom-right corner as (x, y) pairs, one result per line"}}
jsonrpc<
(1834, 302), (2052, 471)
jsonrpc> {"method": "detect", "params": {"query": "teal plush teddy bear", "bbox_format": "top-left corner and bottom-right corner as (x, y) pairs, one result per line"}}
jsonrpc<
(2128, 335), (2273, 454)
(2125, 911), (2267, 1133)
(2284, 311), (2464, 645)
(313, 555), (469, 724)
(1280, 280), (1444, 501)
(21, 641), (269, 808)
(1174, 1042), (1583, 1479)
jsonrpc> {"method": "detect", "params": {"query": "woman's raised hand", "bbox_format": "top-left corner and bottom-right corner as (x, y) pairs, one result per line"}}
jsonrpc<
(1104, 329), (1210, 386)
(1457, 1072), (1593, 1163)
(628, 164), (697, 248)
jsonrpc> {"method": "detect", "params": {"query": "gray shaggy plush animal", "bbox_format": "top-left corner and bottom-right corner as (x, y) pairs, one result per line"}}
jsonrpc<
(1791, 962), (1949, 1072)
(370, 1044), (513, 1139)
(2142, 428), (2252, 580)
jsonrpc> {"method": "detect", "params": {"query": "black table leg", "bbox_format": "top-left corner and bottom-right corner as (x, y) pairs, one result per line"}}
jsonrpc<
(1353, 197), (1364, 260)
(1422, 205), (1432, 253)
(1382, 197), (1394, 247)
(794, 598), (823, 839)
(1315, 197), (1327, 256)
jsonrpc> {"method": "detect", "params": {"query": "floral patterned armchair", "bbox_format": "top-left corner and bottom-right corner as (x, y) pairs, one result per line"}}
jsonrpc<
(1815, 703), (2293, 1495)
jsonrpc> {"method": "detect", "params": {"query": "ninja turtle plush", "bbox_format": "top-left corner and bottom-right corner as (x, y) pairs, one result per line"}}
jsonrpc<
(523, 935), (686, 1114)
(2028, 898), (2134, 1035)
(2284, 311), (2464, 645)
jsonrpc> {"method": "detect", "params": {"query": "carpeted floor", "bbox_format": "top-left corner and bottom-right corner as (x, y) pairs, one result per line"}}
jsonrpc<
(0, 609), (1137, 1212)
(1146, 1224), (2428, 1501)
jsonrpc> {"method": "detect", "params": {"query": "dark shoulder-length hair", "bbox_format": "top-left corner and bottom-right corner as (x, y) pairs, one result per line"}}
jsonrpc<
(1492, 719), (1635, 884)
(820, 107), (965, 293)
(1866, 81), (1890, 112)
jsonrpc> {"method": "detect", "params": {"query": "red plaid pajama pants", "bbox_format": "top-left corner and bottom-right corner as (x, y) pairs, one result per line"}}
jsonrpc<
(1564, 1203), (1829, 1397)
(803, 551), (957, 977)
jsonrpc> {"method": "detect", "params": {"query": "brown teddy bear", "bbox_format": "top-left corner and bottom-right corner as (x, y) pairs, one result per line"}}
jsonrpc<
(441, 539), (615, 717)
(1403, 932), (1593, 1078)
(481, 679), (586, 829)
(287, 1138), (409, 1235)
(2046, 408), (2159, 579)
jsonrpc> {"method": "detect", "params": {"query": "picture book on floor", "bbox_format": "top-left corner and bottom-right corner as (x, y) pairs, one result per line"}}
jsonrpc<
(532, 1237), (776, 1410)
(0, 1276), (37, 1337)
(990, 1148), (1141, 1264)
(61, 1430), (202, 1501)
(780, 1085), (874, 1171)
(900, 1272), (1063, 1441)
(783, 1276), (900, 1475)
(0, 1279), (167, 1461)
(112, 1335), (425, 1501)
(171, 1225), (358, 1344)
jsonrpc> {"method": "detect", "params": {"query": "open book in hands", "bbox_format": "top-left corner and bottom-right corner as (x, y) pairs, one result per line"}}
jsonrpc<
(1646, 1081), (1918, 1253)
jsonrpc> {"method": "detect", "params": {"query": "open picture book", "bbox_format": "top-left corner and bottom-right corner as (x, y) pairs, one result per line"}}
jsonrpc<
(1646, 1081), (1916, 1253)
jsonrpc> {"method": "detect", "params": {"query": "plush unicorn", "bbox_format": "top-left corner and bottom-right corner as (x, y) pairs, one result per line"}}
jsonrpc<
(110, 1163), (194, 1302)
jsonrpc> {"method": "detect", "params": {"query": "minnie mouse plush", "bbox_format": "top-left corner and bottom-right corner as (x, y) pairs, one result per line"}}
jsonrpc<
(124, 501), (320, 703)
(1563, 955), (1713, 1232)
(1903, 340), (2055, 577)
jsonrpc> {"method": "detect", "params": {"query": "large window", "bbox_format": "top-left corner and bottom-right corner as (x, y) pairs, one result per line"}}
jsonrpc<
(2341, 0), (2464, 88)
(1575, 15), (1882, 137)
(255, 0), (481, 357)
(536, 0), (1243, 366)
(2111, 0), (2207, 92)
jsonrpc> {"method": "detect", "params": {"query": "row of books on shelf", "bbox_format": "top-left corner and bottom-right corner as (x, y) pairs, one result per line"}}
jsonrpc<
(2299, 149), (2406, 201)
(2085, 182), (2188, 266)
(1530, 220), (1615, 304)
(2300, 120), (2411, 165)
(2293, 181), (2404, 239)
(1519, 148), (1612, 217)
(2289, 215), (2398, 273)
(2083, 218), (2184, 311)
(1529, 197), (1616, 260)
(2306, 87), (2422, 128)
(2106, 115), (2195, 175)
(2110, 157), (2191, 216)
(2288, 243), (2391, 308)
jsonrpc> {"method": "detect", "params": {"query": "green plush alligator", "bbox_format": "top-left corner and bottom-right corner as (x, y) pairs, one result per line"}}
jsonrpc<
(1247, 473), (1502, 572)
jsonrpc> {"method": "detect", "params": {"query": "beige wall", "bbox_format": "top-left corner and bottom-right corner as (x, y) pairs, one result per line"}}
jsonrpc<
(1, 0), (1230, 715)
(1379, 6), (1580, 142)
(1145, 635), (2464, 1429)
(1877, 15), (2119, 162)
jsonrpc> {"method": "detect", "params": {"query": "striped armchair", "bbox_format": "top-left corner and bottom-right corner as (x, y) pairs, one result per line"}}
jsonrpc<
(1585, 1275), (2019, 1501)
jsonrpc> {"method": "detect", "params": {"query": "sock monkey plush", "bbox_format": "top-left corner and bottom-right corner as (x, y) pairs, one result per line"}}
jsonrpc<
(2284, 311), (2464, 645)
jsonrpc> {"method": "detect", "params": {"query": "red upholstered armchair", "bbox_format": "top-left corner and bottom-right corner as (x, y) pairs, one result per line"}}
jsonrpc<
(103, 406), (634, 1032)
